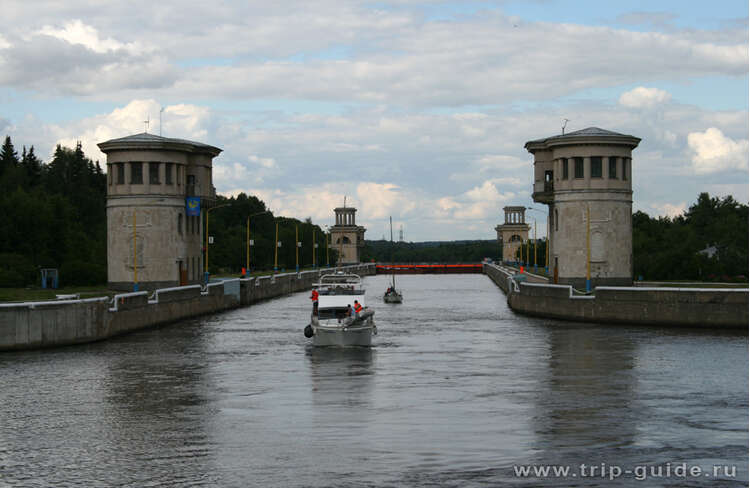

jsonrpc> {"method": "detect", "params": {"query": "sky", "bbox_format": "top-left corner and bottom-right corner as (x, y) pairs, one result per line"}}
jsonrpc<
(0, 0), (747, 241)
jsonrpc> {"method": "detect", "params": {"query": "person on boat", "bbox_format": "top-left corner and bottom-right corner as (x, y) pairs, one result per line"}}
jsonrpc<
(353, 300), (363, 318)
(310, 288), (319, 316)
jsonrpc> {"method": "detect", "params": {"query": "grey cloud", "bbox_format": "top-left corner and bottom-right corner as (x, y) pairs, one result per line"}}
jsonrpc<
(0, 35), (177, 95)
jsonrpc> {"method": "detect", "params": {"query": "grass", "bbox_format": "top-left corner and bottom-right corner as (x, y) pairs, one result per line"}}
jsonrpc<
(0, 286), (113, 303)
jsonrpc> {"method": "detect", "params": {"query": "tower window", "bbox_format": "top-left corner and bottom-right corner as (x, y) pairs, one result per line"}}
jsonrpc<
(561, 158), (568, 179)
(555, 209), (559, 231)
(116, 163), (125, 184)
(574, 157), (584, 178)
(165, 163), (173, 185)
(609, 157), (618, 179)
(178, 213), (183, 235)
(591, 157), (602, 178)
(149, 162), (160, 184)
(130, 162), (143, 184)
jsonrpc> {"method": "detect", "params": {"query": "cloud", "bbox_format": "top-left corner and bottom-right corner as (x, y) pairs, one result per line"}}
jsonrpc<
(650, 202), (687, 218)
(0, 5), (746, 104)
(619, 87), (672, 108)
(36, 19), (143, 54)
(687, 127), (749, 174)
(50, 99), (213, 163)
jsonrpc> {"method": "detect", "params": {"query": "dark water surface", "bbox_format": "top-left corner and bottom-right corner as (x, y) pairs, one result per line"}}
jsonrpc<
(0, 274), (746, 487)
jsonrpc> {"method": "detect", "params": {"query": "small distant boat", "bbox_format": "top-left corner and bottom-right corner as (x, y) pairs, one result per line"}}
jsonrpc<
(383, 216), (403, 304)
(304, 272), (376, 347)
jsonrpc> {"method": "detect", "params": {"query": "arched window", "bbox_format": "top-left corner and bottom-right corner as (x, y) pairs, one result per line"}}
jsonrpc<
(555, 209), (559, 232)
(336, 236), (351, 244)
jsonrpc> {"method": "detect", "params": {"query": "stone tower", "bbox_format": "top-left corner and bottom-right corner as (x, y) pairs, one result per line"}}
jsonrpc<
(524, 127), (640, 288)
(330, 206), (366, 265)
(98, 133), (222, 291)
(495, 206), (530, 264)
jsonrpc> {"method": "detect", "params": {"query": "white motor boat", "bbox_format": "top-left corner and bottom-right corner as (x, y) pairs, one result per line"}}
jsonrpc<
(304, 272), (376, 347)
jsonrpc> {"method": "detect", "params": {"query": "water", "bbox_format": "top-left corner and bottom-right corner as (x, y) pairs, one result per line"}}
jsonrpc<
(0, 274), (746, 487)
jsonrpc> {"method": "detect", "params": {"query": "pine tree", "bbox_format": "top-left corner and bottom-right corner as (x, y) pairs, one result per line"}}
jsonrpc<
(0, 135), (19, 178)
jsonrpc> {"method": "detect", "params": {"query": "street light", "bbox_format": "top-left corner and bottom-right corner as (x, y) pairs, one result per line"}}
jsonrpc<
(205, 202), (231, 283)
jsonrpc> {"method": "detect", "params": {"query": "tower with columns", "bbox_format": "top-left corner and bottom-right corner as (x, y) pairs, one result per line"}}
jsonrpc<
(496, 206), (530, 264)
(524, 127), (640, 288)
(330, 206), (366, 265)
(98, 132), (221, 291)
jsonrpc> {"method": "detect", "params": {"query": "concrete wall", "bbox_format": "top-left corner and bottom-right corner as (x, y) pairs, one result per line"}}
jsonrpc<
(484, 263), (748, 329)
(0, 264), (375, 351)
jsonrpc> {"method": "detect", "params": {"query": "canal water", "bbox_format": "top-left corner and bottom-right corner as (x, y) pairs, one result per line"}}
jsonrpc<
(0, 274), (746, 487)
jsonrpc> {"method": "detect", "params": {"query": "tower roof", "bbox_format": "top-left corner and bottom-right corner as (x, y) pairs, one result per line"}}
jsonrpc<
(524, 127), (640, 153)
(98, 132), (222, 156)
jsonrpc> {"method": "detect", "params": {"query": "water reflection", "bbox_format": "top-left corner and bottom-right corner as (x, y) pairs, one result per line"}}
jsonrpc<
(533, 324), (638, 463)
(99, 323), (218, 486)
(306, 346), (375, 407)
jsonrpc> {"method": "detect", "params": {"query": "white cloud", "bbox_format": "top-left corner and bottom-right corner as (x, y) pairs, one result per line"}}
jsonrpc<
(619, 87), (672, 108)
(687, 127), (749, 174)
(248, 155), (276, 168)
(50, 99), (212, 163)
(651, 202), (687, 218)
(36, 19), (143, 54)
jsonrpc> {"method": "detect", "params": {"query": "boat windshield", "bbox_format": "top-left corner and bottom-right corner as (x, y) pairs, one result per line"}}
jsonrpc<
(318, 307), (351, 320)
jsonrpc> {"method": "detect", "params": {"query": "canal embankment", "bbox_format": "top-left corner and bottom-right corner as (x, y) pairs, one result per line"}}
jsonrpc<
(0, 264), (375, 351)
(484, 263), (748, 329)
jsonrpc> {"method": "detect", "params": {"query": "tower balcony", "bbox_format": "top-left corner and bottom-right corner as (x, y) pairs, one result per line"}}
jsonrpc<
(532, 181), (554, 204)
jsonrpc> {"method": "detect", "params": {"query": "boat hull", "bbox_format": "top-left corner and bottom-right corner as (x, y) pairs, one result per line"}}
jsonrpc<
(311, 315), (375, 347)
(312, 325), (373, 347)
(383, 292), (402, 303)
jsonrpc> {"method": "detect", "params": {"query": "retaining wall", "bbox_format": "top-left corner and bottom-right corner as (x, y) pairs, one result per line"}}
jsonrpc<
(483, 263), (748, 329)
(0, 264), (375, 351)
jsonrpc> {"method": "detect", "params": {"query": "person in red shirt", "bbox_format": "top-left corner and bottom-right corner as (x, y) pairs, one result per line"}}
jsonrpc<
(353, 300), (363, 318)
(310, 288), (319, 316)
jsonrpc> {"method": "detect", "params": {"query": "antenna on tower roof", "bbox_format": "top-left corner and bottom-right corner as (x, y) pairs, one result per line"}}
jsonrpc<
(159, 107), (165, 137)
(143, 115), (150, 134)
(562, 118), (570, 135)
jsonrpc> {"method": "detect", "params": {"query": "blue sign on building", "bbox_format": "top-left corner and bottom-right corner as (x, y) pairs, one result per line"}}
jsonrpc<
(186, 197), (201, 216)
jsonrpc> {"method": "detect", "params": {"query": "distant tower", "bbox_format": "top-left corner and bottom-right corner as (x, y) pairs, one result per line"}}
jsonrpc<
(98, 133), (222, 291)
(495, 207), (530, 264)
(524, 127), (640, 288)
(398, 225), (404, 243)
(330, 205), (366, 265)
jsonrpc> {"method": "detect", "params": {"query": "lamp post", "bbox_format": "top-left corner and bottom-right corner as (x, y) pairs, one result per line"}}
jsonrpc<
(324, 226), (330, 267)
(205, 202), (231, 283)
(246, 210), (271, 276)
(274, 221), (279, 272)
(586, 204), (591, 293)
(295, 224), (301, 273)
(533, 220), (537, 274)
(312, 228), (317, 268)
(133, 210), (138, 291)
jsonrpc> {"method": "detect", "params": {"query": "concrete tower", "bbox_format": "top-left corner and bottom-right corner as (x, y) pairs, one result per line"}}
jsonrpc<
(98, 133), (222, 291)
(524, 127), (640, 288)
(495, 206), (530, 264)
(330, 206), (366, 265)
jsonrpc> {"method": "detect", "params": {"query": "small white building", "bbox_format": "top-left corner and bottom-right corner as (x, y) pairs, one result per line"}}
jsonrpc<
(98, 133), (222, 291)
(525, 127), (640, 288)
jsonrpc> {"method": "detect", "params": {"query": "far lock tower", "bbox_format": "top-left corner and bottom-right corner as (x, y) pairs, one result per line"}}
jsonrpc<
(330, 206), (366, 265)
(495, 206), (530, 264)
